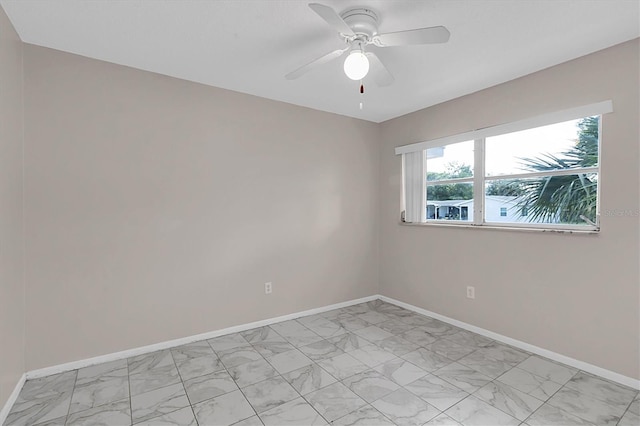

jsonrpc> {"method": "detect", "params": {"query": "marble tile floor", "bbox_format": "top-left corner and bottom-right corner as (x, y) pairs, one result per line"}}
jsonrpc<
(5, 300), (638, 426)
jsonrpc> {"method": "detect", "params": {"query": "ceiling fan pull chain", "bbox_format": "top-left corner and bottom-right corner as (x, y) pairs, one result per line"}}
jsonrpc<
(360, 82), (364, 94)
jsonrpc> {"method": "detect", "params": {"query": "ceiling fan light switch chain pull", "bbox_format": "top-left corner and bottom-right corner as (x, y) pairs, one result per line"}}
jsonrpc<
(360, 83), (364, 94)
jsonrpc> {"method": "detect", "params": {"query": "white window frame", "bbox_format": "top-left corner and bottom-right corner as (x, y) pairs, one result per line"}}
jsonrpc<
(397, 101), (612, 233)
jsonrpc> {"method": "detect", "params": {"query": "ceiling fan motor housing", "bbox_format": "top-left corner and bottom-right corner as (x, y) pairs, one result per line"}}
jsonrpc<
(286, 2), (449, 85)
(340, 7), (379, 39)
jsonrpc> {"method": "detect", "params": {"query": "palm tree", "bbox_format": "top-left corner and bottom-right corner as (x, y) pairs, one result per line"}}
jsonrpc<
(516, 117), (599, 224)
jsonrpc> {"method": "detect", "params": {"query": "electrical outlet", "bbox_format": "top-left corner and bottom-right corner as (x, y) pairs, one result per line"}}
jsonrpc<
(265, 282), (272, 295)
(466, 286), (475, 299)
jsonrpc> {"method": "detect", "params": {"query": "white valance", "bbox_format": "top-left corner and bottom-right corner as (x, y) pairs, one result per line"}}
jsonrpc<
(395, 100), (613, 155)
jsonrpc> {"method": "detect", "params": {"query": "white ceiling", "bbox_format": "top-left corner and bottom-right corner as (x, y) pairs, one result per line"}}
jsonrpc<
(2, 0), (639, 123)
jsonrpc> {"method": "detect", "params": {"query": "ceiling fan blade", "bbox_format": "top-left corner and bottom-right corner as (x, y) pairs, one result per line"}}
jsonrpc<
(285, 47), (349, 80)
(365, 52), (394, 87)
(375, 26), (450, 47)
(308, 3), (355, 36)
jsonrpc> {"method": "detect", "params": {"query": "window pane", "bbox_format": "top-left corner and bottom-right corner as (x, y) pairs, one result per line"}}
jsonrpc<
(484, 175), (598, 225)
(427, 183), (473, 221)
(427, 140), (474, 181)
(485, 117), (599, 177)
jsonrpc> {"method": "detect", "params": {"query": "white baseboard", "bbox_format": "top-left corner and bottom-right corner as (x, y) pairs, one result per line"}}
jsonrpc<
(26, 294), (379, 380)
(379, 295), (640, 390)
(9, 290), (638, 425)
(0, 373), (26, 426)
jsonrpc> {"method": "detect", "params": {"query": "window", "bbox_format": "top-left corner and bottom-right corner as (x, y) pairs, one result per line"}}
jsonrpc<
(397, 101), (611, 232)
(483, 118), (599, 227)
(426, 141), (474, 221)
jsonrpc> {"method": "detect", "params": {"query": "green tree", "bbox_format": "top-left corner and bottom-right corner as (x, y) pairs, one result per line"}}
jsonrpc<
(427, 162), (473, 201)
(486, 179), (524, 196)
(516, 116), (599, 224)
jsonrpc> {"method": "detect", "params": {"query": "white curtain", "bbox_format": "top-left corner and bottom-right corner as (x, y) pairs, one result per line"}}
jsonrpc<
(402, 151), (426, 223)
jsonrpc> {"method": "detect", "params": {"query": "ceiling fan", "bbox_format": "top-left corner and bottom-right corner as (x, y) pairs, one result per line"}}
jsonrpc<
(285, 3), (450, 86)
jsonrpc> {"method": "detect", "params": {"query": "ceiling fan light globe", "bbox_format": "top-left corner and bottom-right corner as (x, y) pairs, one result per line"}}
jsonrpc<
(343, 51), (369, 80)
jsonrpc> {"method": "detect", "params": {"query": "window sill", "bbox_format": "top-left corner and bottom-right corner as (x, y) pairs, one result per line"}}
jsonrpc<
(398, 221), (600, 235)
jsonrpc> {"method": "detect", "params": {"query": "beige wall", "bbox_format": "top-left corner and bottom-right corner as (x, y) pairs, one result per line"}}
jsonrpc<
(0, 6), (25, 407)
(379, 39), (640, 380)
(23, 46), (379, 370)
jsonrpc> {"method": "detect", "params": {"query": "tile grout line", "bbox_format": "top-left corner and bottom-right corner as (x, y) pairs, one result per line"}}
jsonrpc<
(614, 401), (636, 426)
(301, 307), (431, 424)
(167, 346), (198, 426)
(409, 325), (582, 424)
(543, 368), (636, 426)
(296, 390), (332, 424)
(31, 364), (132, 425)
(341, 309), (443, 422)
(520, 370), (584, 426)
(375, 313), (525, 424)
(127, 323), (332, 424)
(62, 370), (79, 425)
(126, 360), (133, 426)
(126, 351), (195, 425)
(272, 340), (358, 423)
(206, 336), (262, 425)
(467, 355), (548, 424)
(251, 329), (330, 425)
(612, 391), (639, 426)
(274, 309), (381, 424)
(424, 339), (529, 423)
(200, 331), (305, 424)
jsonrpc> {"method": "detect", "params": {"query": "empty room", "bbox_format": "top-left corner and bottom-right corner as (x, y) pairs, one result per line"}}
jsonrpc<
(1, 1), (639, 425)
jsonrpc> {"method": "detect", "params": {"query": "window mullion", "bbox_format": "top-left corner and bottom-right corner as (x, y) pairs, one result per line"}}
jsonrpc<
(473, 138), (485, 225)
(483, 167), (599, 181)
(426, 177), (475, 185)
